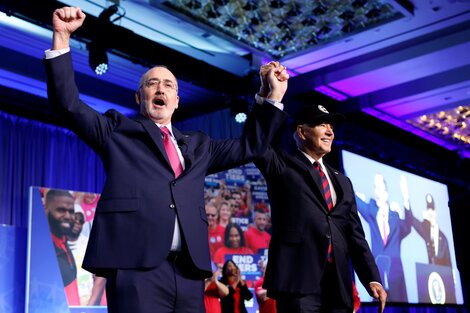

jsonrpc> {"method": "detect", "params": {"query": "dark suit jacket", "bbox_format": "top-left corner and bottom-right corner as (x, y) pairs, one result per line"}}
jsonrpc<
(411, 215), (451, 267)
(254, 148), (381, 307)
(44, 52), (287, 278)
(355, 197), (411, 302)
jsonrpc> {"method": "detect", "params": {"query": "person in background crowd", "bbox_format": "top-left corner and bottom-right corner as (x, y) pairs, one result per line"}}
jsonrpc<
(204, 269), (229, 313)
(213, 223), (253, 269)
(232, 188), (253, 220)
(68, 204), (95, 305)
(68, 205), (87, 251)
(76, 192), (99, 237)
(207, 202), (226, 260)
(254, 259), (276, 313)
(218, 201), (232, 229)
(244, 209), (271, 253)
(44, 189), (80, 305)
(220, 260), (253, 313)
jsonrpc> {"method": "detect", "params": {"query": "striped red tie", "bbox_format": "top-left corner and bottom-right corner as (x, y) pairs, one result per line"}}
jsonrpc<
(314, 161), (334, 262)
(161, 126), (183, 178)
(313, 162), (333, 210)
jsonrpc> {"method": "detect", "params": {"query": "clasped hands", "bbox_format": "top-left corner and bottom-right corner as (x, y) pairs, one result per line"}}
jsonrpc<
(259, 61), (289, 102)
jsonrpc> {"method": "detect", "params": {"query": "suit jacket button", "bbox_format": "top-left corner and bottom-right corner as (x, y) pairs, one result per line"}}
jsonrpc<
(169, 204), (175, 209)
(172, 181), (176, 186)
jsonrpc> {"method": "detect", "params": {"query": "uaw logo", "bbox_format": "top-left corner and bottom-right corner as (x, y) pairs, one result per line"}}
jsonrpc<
(318, 105), (329, 114)
(428, 271), (446, 304)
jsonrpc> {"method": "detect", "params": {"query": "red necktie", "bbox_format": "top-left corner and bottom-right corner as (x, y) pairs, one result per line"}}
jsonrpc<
(382, 218), (388, 246)
(313, 162), (333, 210)
(314, 161), (334, 262)
(161, 126), (183, 178)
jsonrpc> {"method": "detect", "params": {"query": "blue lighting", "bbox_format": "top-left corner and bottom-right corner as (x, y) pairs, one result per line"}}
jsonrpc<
(0, 68), (137, 116)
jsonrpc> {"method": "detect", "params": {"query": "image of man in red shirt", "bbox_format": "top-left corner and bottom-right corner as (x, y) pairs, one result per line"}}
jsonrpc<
(244, 209), (271, 254)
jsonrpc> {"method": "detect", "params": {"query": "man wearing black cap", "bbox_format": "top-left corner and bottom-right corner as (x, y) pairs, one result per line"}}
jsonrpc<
(410, 193), (452, 266)
(253, 103), (387, 313)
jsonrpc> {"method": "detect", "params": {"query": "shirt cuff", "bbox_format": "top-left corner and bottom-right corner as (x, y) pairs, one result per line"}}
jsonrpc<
(254, 93), (284, 111)
(45, 47), (70, 59)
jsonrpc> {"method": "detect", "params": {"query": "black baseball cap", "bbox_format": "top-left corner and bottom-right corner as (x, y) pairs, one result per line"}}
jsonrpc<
(426, 194), (435, 210)
(293, 104), (345, 126)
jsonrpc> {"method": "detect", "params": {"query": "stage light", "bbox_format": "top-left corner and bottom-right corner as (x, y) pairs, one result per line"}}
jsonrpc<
(88, 4), (124, 76)
(99, 4), (119, 21)
(162, 0), (404, 58)
(234, 112), (247, 123)
(411, 105), (470, 149)
(88, 41), (108, 75)
(230, 98), (249, 124)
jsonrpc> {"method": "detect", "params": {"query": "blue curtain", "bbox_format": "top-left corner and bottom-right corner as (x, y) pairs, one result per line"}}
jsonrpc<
(0, 110), (105, 227)
(176, 107), (244, 140)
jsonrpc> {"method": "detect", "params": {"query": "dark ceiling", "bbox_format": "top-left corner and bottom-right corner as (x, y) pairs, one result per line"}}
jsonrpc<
(0, 0), (469, 160)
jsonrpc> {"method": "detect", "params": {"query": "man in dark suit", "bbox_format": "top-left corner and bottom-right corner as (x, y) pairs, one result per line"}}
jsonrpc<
(45, 7), (288, 313)
(409, 193), (452, 267)
(355, 174), (412, 302)
(400, 176), (452, 267)
(254, 104), (387, 313)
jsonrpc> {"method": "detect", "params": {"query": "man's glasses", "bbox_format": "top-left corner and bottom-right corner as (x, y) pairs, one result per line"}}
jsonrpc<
(206, 213), (217, 217)
(141, 78), (177, 91)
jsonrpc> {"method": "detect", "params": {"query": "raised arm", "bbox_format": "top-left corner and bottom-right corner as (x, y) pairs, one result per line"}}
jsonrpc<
(258, 61), (289, 102)
(205, 270), (229, 298)
(52, 7), (86, 50)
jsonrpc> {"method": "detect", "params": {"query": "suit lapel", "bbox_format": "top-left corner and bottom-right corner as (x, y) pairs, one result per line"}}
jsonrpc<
(292, 151), (329, 212)
(134, 115), (172, 169)
(135, 117), (195, 175)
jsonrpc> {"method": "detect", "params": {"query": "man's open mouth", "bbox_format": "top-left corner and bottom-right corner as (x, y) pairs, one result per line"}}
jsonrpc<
(153, 98), (165, 106)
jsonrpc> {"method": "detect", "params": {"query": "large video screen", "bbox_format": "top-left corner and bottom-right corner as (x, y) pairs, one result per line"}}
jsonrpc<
(26, 187), (106, 313)
(342, 150), (464, 304)
(26, 162), (271, 313)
